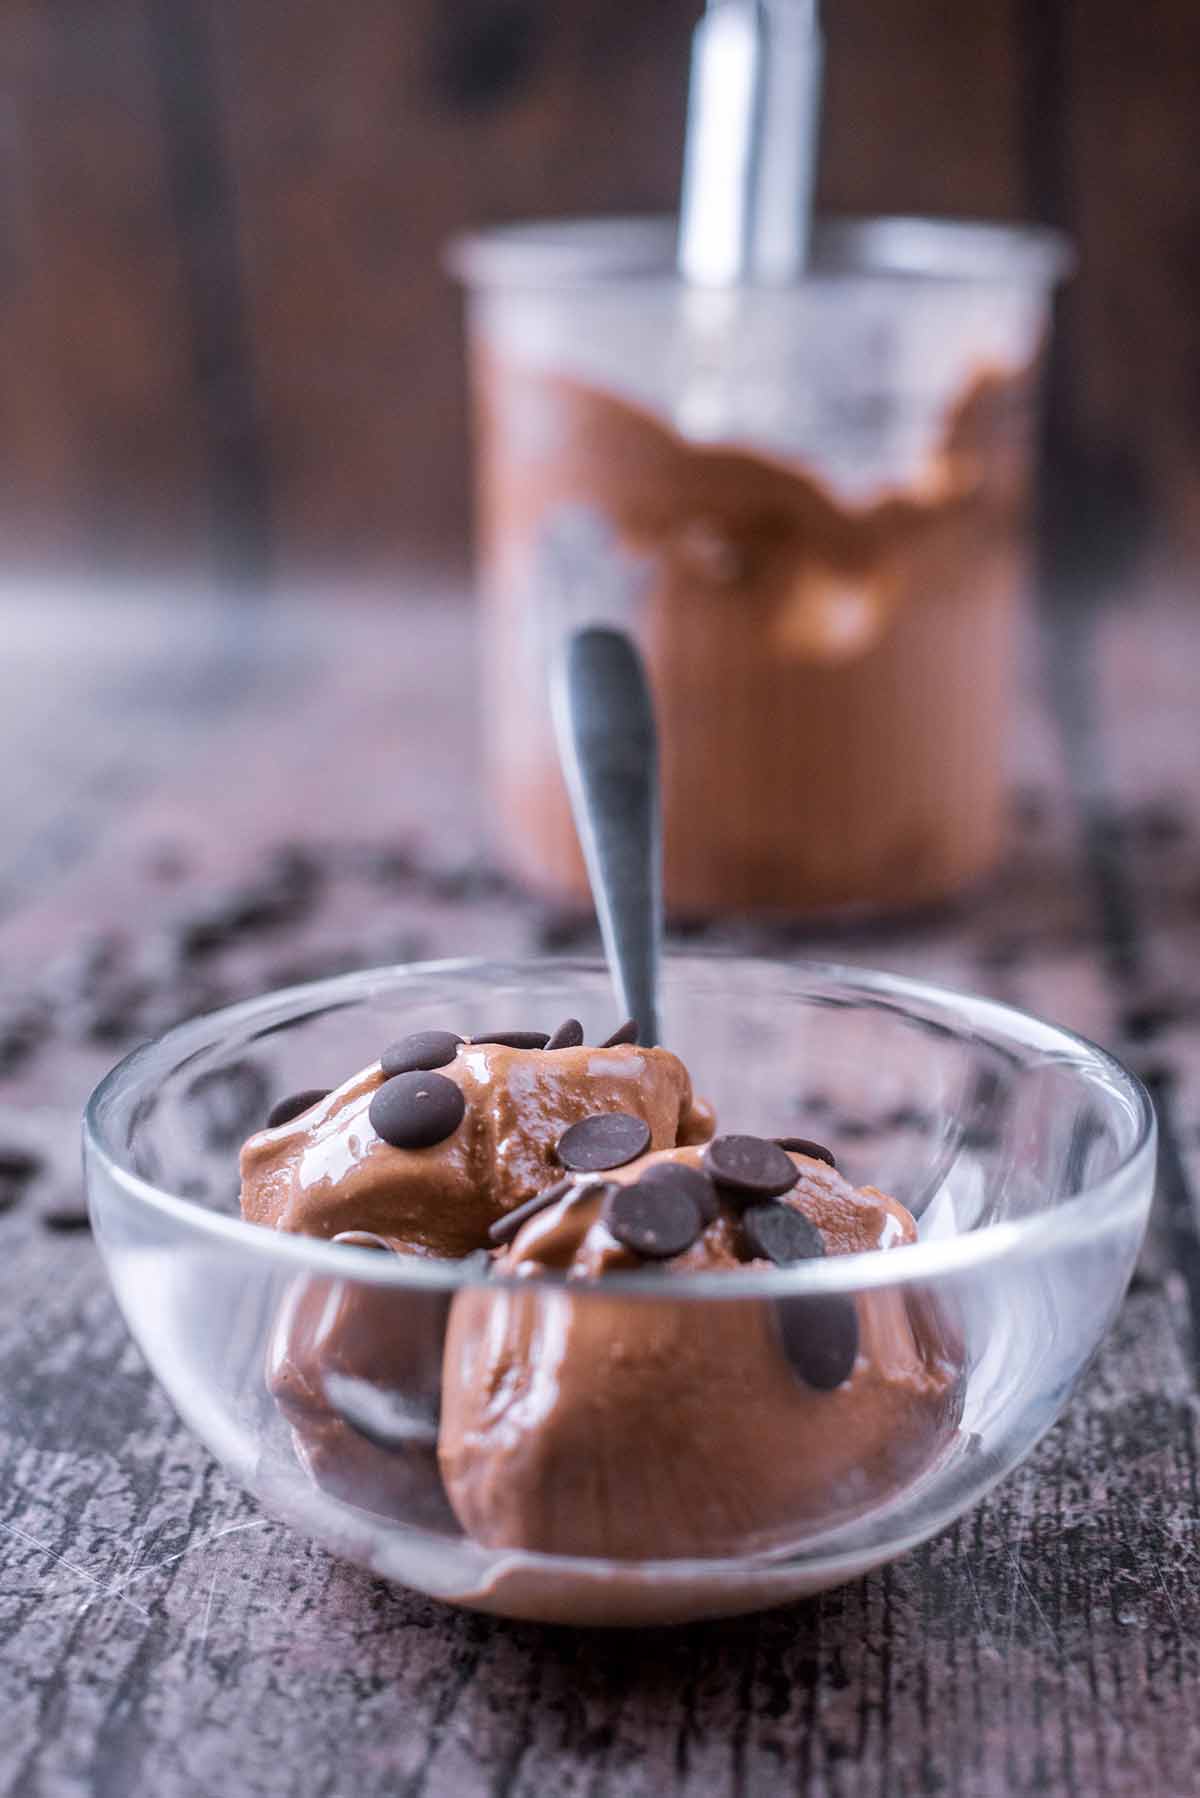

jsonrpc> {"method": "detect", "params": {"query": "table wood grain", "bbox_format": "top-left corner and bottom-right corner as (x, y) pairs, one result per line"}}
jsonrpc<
(3, 2), (1200, 575)
(1, 581), (1198, 1798)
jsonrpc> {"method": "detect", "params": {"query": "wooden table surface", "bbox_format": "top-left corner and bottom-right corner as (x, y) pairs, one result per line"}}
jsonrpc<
(1, 578), (1198, 1798)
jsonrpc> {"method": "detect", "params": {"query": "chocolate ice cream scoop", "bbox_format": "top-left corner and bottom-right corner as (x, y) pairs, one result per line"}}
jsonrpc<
(240, 1032), (714, 1258)
(265, 1230), (459, 1528)
(438, 1143), (962, 1560)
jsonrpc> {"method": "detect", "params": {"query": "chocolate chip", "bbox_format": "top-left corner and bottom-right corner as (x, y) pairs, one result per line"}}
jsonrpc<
(603, 1180), (702, 1260)
(0, 1147), (39, 1215)
(883, 1106), (932, 1133)
(600, 1019), (639, 1048)
(743, 1198), (860, 1386)
(43, 934), (124, 1006)
(369, 1071), (466, 1150)
(380, 1030), (463, 1077)
(545, 1018), (584, 1050)
(338, 840), (417, 886)
(776, 1295), (860, 1392)
(835, 1117), (876, 1142)
(186, 1061), (271, 1150)
(703, 1134), (799, 1200)
(40, 1199), (92, 1233)
(488, 1176), (575, 1246)
(0, 1146), (41, 1183)
(773, 1137), (837, 1170)
(556, 1111), (651, 1173)
(743, 1201), (826, 1265)
(0, 1001), (49, 1076)
(470, 1031), (550, 1050)
(78, 981), (150, 1045)
(174, 850), (321, 959)
(425, 851), (509, 902)
(267, 1088), (331, 1129)
(635, 1161), (720, 1224)
(534, 909), (596, 954)
(332, 1230), (393, 1252)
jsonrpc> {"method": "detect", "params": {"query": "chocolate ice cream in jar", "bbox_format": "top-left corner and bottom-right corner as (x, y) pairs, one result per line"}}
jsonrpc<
(451, 216), (1069, 916)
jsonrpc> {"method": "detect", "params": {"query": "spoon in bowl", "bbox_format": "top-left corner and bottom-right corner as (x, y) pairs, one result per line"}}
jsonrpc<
(551, 626), (663, 1047)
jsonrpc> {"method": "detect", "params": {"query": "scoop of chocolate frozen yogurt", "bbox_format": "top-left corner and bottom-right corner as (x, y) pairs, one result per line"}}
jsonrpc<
(265, 1229), (459, 1527)
(249, 1020), (715, 1522)
(438, 1140), (962, 1560)
(240, 1023), (714, 1258)
(243, 1032), (959, 1564)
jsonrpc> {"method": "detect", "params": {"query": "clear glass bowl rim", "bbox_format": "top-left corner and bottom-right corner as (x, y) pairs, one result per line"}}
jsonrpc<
(83, 953), (1155, 1300)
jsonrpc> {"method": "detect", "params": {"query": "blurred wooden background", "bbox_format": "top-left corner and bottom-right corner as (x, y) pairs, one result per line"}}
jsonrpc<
(0, 0), (1196, 586)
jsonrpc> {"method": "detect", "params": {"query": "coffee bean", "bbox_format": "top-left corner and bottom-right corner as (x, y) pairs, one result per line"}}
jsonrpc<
(635, 1161), (720, 1224)
(488, 1176), (575, 1246)
(267, 1088), (331, 1129)
(545, 1018), (584, 1050)
(773, 1136), (837, 1170)
(556, 1111), (651, 1172)
(332, 1230), (394, 1252)
(743, 1201), (826, 1265)
(703, 1134), (799, 1199)
(601, 1019), (639, 1047)
(776, 1294), (860, 1391)
(470, 1030), (550, 1050)
(380, 1030), (463, 1077)
(603, 1180), (702, 1260)
(369, 1071), (466, 1150)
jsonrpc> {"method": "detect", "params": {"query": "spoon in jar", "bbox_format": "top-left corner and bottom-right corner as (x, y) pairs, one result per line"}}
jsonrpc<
(551, 626), (663, 1047)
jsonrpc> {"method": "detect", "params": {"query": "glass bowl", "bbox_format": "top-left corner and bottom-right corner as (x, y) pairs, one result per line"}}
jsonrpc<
(84, 955), (1154, 1626)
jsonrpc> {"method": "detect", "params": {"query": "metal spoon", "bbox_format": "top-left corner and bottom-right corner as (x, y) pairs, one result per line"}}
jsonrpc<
(679, 0), (825, 287)
(551, 627), (663, 1047)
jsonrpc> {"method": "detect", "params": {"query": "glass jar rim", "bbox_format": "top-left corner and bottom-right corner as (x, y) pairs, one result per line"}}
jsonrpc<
(446, 213), (1074, 293)
(84, 952), (1153, 1300)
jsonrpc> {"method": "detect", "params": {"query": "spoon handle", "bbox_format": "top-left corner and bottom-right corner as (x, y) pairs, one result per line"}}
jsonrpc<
(552, 627), (662, 1047)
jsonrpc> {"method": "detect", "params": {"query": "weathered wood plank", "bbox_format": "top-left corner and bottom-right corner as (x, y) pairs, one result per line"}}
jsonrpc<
(1064, 0), (1200, 553)
(822, 0), (1022, 220)
(1, 1233), (1196, 1798)
(0, 583), (1198, 1795)
(1, 1), (1199, 568)
(0, 3), (208, 570)
(205, 0), (701, 569)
